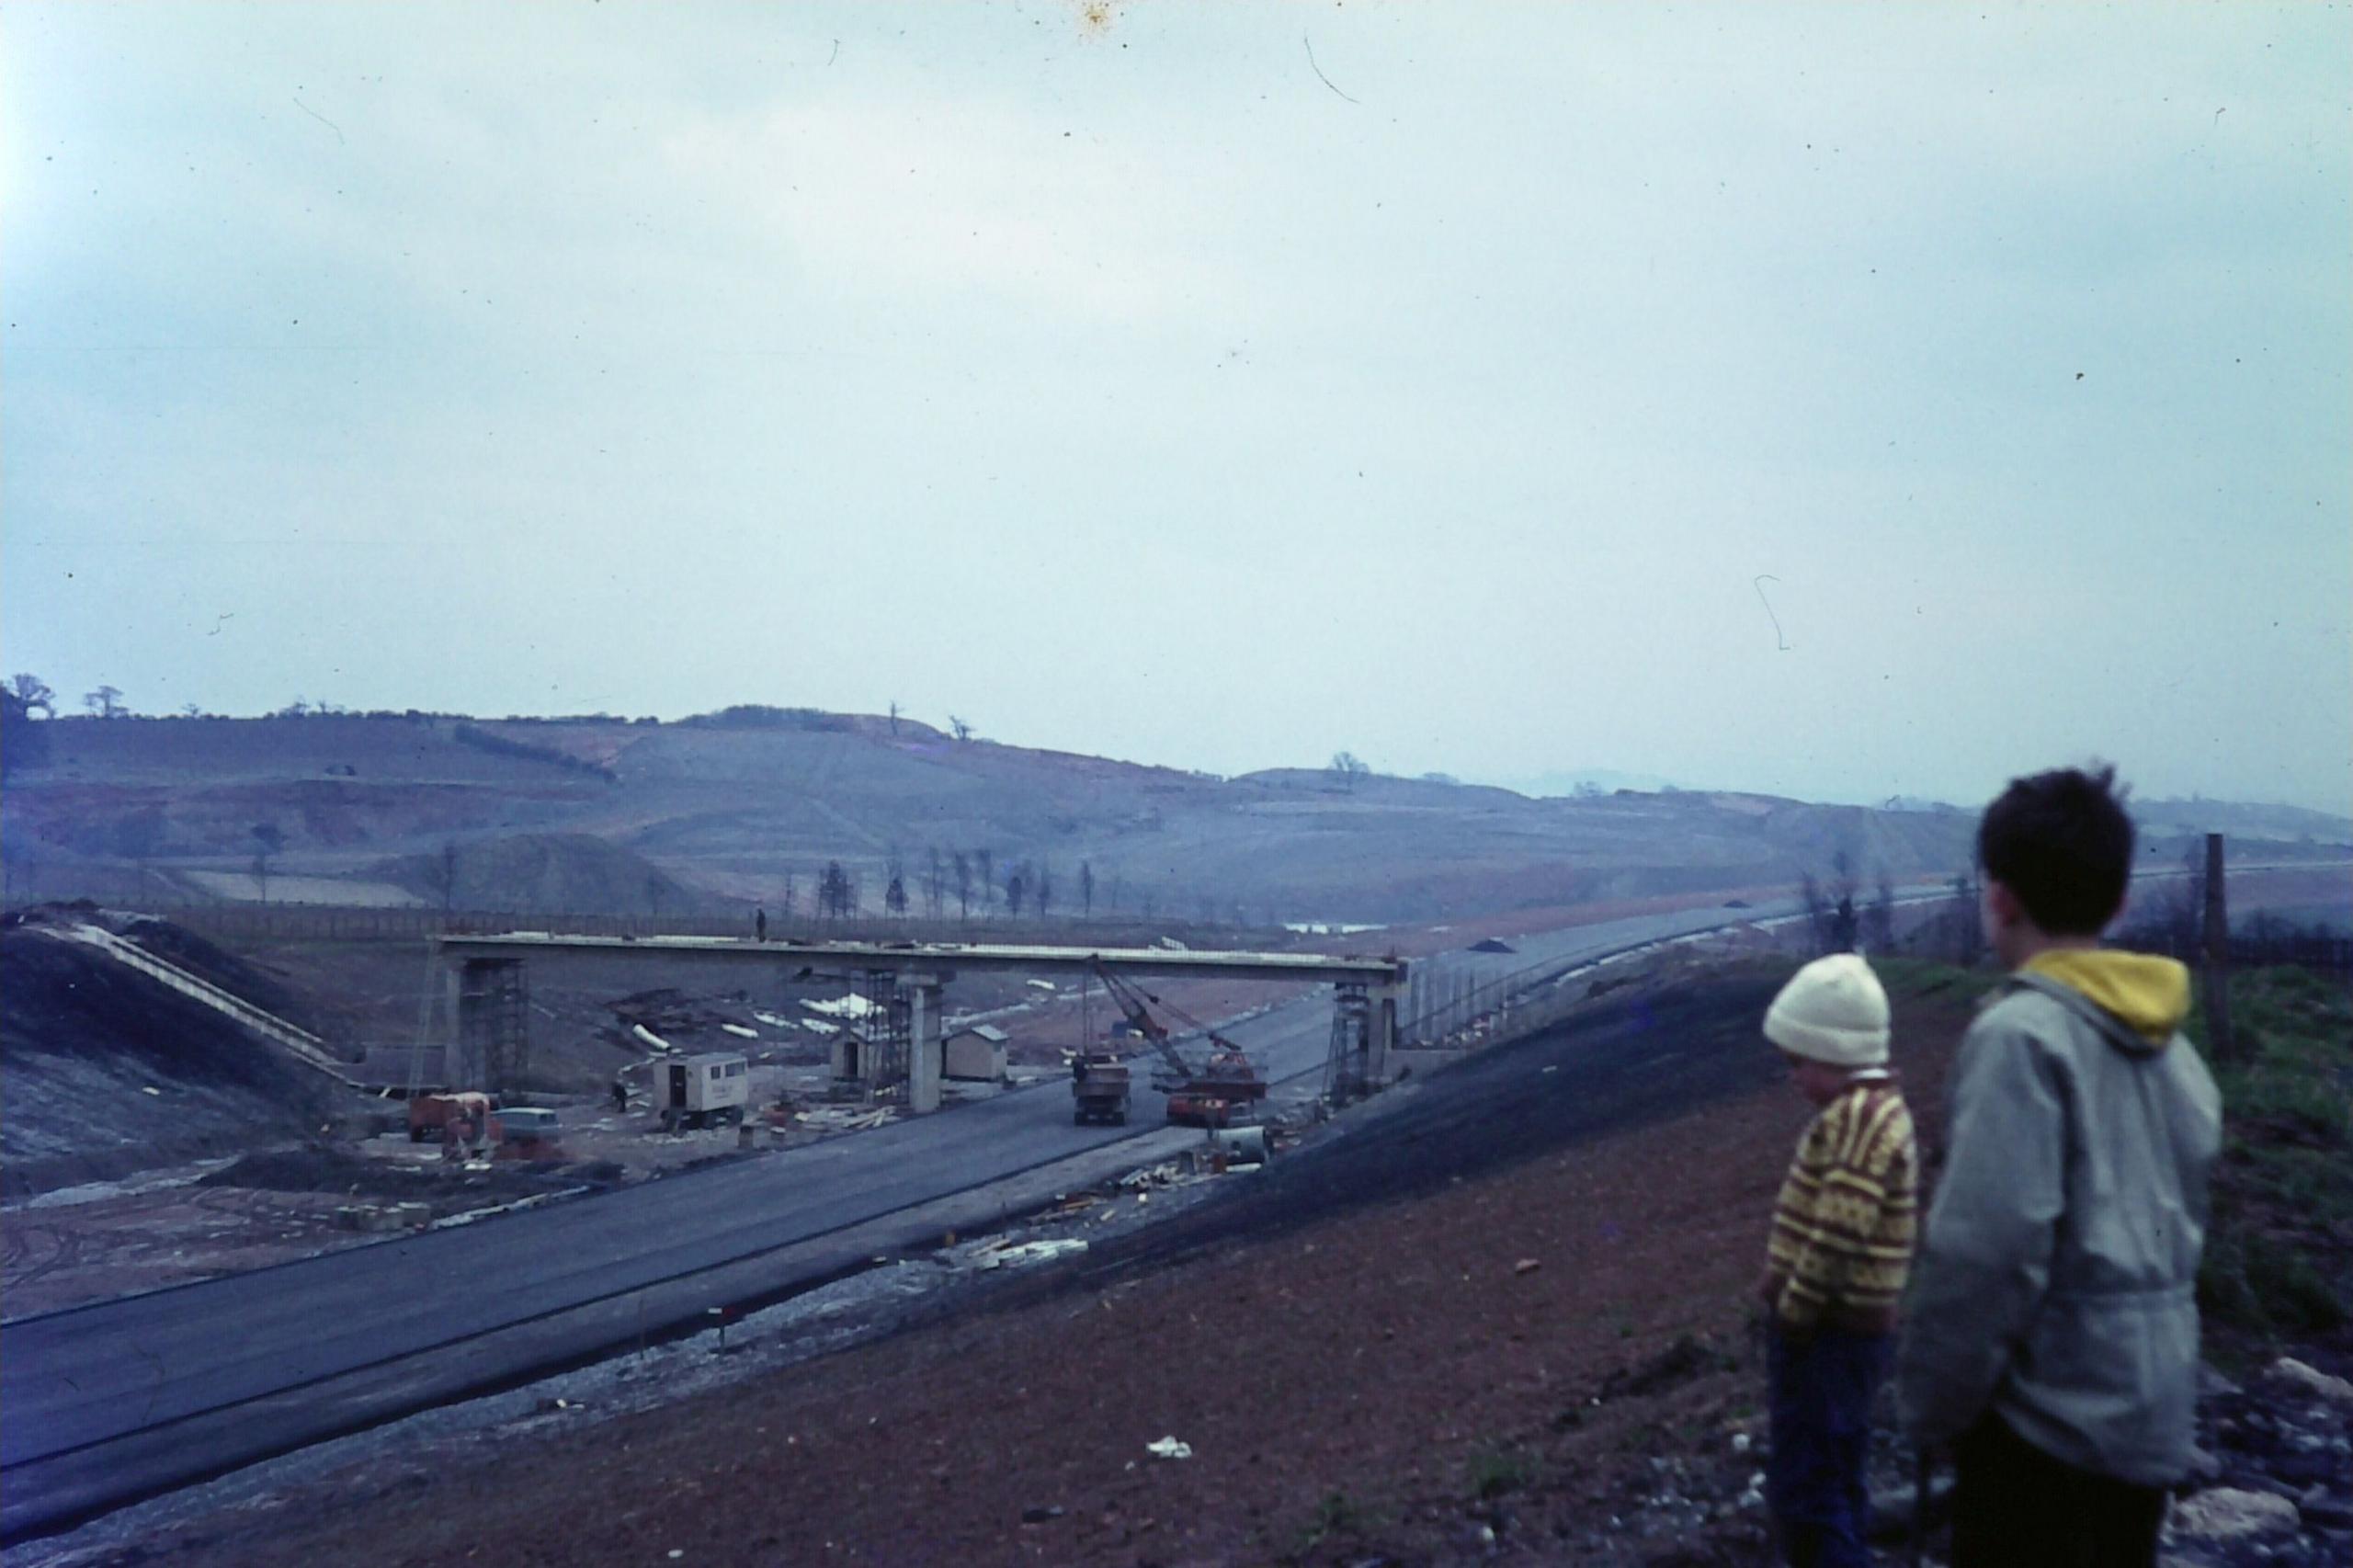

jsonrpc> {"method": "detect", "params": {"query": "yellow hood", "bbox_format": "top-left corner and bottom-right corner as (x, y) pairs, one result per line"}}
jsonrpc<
(2024, 949), (2191, 1045)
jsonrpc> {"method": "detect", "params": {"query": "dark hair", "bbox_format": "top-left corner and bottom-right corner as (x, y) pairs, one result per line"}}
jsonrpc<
(1976, 765), (2135, 935)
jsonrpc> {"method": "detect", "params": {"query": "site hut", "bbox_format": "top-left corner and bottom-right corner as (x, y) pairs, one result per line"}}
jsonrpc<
(942, 1023), (1009, 1083)
(828, 1028), (870, 1089)
(651, 1051), (750, 1131)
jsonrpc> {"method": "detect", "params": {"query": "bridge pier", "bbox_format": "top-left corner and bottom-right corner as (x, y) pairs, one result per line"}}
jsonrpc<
(1366, 978), (1399, 1086)
(903, 971), (942, 1115)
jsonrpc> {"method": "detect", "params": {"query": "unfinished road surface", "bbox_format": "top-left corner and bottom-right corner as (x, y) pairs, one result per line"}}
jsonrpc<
(0, 900), (1789, 1541)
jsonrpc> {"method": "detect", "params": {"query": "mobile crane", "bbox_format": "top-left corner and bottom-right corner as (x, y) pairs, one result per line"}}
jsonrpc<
(1088, 960), (1268, 1128)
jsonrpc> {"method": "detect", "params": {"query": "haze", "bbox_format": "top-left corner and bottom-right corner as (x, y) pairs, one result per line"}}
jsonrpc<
(4, 2), (2347, 812)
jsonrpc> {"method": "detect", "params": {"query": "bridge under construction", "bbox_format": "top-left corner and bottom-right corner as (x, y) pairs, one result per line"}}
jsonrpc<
(432, 934), (1410, 1112)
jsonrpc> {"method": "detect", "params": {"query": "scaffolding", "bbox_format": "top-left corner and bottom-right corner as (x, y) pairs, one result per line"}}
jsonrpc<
(459, 957), (530, 1095)
(856, 968), (912, 1102)
(1322, 981), (1372, 1108)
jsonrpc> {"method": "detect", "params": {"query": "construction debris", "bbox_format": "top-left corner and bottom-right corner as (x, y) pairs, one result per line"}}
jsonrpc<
(1119, 1162), (1187, 1190)
(949, 1237), (1089, 1271)
(797, 1107), (895, 1133)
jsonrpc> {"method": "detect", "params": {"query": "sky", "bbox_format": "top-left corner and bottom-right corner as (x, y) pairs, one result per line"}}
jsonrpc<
(4, 2), (2348, 812)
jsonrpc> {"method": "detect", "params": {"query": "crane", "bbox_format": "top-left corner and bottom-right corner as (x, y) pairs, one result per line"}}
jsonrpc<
(1088, 959), (1267, 1127)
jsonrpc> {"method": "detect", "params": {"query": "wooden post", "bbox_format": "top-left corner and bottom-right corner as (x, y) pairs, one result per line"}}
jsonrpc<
(2201, 833), (2234, 1060)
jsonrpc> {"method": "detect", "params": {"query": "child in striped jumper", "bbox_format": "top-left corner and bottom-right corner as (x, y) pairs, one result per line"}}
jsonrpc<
(1756, 953), (1917, 1568)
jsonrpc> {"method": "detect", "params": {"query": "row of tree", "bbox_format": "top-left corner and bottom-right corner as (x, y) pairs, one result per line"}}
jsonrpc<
(779, 848), (1121, 924)
(1797, 848), (1903, 957)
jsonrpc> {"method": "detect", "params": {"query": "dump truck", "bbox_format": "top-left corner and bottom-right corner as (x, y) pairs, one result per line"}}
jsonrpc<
(653, 1051), (750, 1131)
(1070, 1051), (1132, 1126)
(408, 1090), (497, 1142)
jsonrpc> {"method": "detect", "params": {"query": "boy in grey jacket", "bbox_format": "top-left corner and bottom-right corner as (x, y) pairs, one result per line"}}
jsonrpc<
(1899, 765), (2222, 1567)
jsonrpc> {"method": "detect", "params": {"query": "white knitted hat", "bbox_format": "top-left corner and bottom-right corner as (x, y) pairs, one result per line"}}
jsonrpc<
(1764, 953), (1891, 1066)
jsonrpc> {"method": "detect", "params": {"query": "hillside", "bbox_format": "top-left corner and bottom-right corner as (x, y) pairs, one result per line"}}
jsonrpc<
(0, 910), (358, 1198)
(6, 711), (2346, 926)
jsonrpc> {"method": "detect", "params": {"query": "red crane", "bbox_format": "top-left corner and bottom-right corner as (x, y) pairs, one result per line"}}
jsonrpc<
(1089, 960), (1267, 1128)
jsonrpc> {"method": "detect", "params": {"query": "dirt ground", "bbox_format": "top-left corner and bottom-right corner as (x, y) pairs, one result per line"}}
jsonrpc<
(44, 963), (1977, 1568)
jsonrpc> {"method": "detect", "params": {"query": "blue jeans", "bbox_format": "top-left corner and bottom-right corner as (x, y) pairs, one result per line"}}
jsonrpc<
(1768, 1324), (1892, 1568)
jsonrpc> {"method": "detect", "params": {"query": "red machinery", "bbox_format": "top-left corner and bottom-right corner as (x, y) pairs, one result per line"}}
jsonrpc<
(1089, 960), (1267, 1128)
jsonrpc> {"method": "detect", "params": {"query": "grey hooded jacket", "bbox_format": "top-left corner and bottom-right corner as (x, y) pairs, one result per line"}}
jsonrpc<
(1897, 956), (2222, 1485)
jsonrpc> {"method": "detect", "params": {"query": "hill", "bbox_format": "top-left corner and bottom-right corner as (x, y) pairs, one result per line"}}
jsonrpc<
(365, 833), (719, 916)
(6, 710), (2346, 925)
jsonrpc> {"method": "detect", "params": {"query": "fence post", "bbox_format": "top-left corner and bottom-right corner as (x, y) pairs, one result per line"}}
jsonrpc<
(2201, 833), (2234, 1061)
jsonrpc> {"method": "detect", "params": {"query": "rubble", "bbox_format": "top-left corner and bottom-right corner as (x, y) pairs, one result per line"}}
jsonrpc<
(955, 1238), (1089, 1271)
(2268, 1358), (2353, 1414)
(796, 1108), (895, 1133)
(2170, 1488), (2303, 1543)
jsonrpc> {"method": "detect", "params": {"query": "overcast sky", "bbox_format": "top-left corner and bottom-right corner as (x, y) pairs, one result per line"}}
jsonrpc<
(5, 2), (2347, 812)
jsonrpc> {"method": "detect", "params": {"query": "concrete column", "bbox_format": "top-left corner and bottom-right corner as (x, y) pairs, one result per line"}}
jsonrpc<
(443, 960), (476, 1090)
(1365, 979), (1400, 1088)
(903, 972), (942, 1114)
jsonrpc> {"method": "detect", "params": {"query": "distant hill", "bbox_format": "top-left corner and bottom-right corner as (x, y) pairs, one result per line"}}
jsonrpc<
(2129, 796), (2353, 845)
(366, 833), (721, 915)
(6, 711), (2345, 925)
(1489, 767), (1684, 798)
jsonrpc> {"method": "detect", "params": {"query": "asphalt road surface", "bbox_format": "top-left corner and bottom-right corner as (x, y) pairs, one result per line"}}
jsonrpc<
(0, 897), (1798, 1540)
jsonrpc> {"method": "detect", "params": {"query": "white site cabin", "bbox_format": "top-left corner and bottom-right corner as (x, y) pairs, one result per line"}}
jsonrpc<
(652, 1051), (750, 1129)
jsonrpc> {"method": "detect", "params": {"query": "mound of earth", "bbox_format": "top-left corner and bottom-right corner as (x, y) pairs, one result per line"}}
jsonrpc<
(0, 909), (358, 1199)
(111, 914), (325, 1035)
(365, 833), (722, 915)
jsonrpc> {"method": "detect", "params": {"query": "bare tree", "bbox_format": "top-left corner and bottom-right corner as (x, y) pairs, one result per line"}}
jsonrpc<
(1949, 869), (1985, 966)
(949, 715), (973, 743)
(9, 674), (56, 717)
(1329, 750), (1370, 791)
(1864, 873), (1897, 953)
(85, 685), (126, 719)
(421, 841), (461, 915)
(1826, 849), (1861, 953)
(887, 699), (902, 735)
(924, 846), (946, 918)
(820, 861), (852, 920)
(781, 869), (798, 922)
(885, 871), (908, 917)
(1800, 870), (1831, 955)
(1079, 859), (1095, 916)
(250, 822), (285, 903)
(1004, 865), (1027, 918)
(974, 848), (995, 916)
(952, 851), (972, 921)
(1034, 859), (1053, 921)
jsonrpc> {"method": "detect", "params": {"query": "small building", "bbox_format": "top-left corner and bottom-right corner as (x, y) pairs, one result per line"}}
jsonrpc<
(942, 1023), (1009, 1083)
(829, 1028), (870, 1085)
